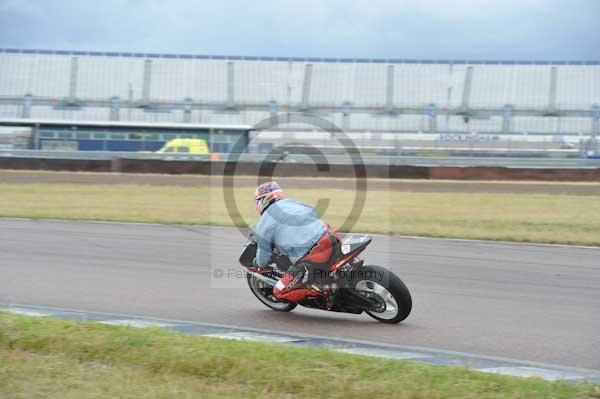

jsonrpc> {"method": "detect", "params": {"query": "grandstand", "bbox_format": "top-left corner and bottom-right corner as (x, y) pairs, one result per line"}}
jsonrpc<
(0, 49), (599, 155)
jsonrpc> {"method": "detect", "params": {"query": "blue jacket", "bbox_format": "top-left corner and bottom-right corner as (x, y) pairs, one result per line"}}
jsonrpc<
(255, 199), (326, 267)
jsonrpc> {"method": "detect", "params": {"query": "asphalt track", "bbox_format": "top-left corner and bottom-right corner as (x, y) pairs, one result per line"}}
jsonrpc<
(1, 218), (599, 370)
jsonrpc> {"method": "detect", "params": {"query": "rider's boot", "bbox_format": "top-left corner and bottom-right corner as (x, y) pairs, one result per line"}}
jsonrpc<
(273, 274), (319, 303)
(322, 283), (338, 310)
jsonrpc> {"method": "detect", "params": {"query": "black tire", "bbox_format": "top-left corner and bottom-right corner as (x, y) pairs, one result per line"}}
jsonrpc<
(352, 265), (412, 323)
(246, 273), (297, 312)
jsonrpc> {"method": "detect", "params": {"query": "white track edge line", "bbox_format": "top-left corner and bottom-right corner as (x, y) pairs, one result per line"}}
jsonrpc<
(2, 302), (598, 376)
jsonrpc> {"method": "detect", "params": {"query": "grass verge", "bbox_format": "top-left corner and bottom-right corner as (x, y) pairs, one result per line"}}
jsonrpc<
(1, 312), (597, 399)
(1, 182), (599, 245)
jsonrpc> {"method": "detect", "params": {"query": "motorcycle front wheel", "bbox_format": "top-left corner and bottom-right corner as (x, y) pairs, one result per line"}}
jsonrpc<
(352, 265), (412, 323)
(246, 273), (297, 312)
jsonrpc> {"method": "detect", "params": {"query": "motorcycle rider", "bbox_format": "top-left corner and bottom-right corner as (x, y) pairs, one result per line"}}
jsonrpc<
(252, 181), (341, 303)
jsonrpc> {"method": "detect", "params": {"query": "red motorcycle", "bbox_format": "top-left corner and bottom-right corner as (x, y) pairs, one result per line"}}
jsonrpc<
(240, 233), (412, 323)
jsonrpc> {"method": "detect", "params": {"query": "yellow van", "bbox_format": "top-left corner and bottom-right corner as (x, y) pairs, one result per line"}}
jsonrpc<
(156, 138), (210, 154)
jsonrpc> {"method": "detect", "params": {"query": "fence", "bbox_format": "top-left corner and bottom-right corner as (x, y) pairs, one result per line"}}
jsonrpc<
(1, 49), (599, 135)
(1, 150), (599, 169)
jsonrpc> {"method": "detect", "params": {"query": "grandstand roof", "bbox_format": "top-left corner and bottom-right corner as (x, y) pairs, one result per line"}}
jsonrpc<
(0, 118), (251, 131)
(2, 48), (599, 66)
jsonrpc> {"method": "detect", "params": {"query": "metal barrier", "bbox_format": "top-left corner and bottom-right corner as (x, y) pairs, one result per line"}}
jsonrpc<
(1, 149), (599, 169)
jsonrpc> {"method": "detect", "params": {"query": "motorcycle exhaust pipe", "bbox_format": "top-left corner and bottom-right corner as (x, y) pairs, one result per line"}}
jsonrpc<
(247, 271), (278, 287)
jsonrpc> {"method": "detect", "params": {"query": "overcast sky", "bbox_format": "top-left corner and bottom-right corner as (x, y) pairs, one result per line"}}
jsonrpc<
(1, 0), (598, 61)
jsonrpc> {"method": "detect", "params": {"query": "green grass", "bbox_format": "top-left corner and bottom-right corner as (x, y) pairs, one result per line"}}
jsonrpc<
(1, 183), (600, 245)
(1, 312), (597, 399)
(1, 349), (243, 399)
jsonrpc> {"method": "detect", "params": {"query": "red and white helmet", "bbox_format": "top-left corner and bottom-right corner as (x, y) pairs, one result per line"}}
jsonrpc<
(255, 181), (284, 215)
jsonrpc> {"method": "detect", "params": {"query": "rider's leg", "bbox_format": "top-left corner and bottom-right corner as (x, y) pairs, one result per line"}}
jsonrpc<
(273, 227), (340, 303)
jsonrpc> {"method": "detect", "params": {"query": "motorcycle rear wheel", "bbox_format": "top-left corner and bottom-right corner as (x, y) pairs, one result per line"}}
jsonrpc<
(246, 273), (297, 312)
(352, 265), (412, 323)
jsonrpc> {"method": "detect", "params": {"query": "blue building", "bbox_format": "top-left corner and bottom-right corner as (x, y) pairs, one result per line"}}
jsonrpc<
(0, 119), (251, 153)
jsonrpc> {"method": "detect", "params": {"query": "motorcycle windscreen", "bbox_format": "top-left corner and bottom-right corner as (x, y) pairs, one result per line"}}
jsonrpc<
(239, 241), (257, 268)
